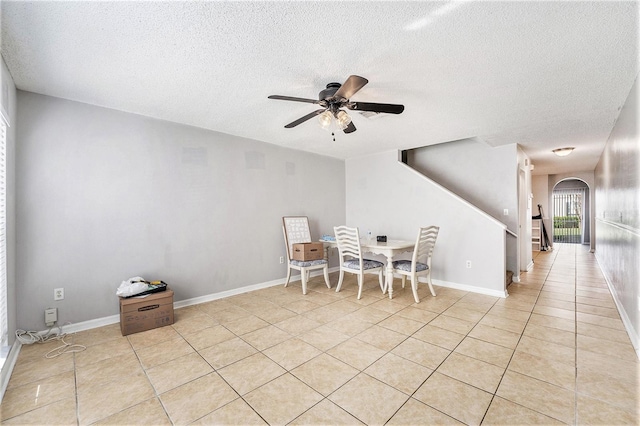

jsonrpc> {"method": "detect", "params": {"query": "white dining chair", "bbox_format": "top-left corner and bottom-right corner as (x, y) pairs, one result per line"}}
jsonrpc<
(392, 226), (439, 303)
(282, 216), (331, 295)
(333, 225), (385, 299)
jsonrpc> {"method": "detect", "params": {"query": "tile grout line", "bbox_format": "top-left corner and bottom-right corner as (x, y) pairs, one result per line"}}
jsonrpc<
(7, 247), (632, 425)
(477, 246), (555, 425)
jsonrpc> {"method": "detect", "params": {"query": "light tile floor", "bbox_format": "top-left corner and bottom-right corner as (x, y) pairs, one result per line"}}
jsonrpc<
(1, 243), (638, 425)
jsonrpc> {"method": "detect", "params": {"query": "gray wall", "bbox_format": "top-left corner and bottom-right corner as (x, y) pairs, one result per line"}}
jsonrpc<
(594, 76), (640, 349)
(16, 91), (345, 331)
(347, 151), (507, 297)
(407, 139), (519, 274)
(407, 139), (518, 231)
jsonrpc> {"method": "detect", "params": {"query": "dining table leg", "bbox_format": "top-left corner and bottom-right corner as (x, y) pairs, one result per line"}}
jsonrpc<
(385, 255), (395, 299)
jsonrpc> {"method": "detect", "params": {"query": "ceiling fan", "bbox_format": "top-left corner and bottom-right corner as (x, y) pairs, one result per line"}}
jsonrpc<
(268, 75), (404, 134)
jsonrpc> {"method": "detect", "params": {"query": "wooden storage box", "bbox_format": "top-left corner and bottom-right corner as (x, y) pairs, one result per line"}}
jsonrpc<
(120, 289), (174, 336)
(292, 242), (324, 261)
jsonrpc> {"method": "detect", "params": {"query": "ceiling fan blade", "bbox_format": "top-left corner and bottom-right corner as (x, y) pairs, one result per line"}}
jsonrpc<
(333, 75), (369, 100)
(343, 121), (357, 134)
(347, 102), (404, 114)
(268, 95), (321, 104)
(284, 109), (326, 128)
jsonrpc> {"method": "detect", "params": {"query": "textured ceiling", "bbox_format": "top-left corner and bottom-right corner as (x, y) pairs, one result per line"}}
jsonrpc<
(1, 1), (638, 175)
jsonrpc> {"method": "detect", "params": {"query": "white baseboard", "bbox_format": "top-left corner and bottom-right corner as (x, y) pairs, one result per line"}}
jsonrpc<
(0, 267), (341, 399)
(526, 260), (535, 272)
(2, 265), (506, 402)
(39, 267), (342, 335)
(0, 341), (22, 404)
(595, 254), (640, 360)
(37, 267), (505, 337)
(61, 315), (121, 335)
(391, 273), (508, 298)
(430, 278), (509, 298)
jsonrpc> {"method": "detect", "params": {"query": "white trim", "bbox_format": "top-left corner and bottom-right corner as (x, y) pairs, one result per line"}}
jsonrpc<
(0, 265), (506, 398)
(28, 266), (508, 338)
(0, 341), (21, 404)
(30, 267), (341, 335)
(431, 278), (509, 298)
(175, 266), (339, 308)
(596, 217), (640, 237)
(525, 260), (535, 272)
(595, 254), (640, 360)
(0, 107), (8, 128)
(0, 85), (9, 127)
(61, 314), (120, 335)
(388, 272), (509, 298)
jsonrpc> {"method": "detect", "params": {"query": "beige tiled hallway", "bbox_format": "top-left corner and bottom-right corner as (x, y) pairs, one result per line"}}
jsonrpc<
(1, 244), (638, 425)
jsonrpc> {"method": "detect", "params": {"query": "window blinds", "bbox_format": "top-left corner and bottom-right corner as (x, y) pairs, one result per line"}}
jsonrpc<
(0, 120), (6, 346)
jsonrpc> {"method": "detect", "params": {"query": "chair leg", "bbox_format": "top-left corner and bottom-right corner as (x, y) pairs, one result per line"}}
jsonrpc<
(335, 270), (345, 293)
(378, 270), (385, 293)
(427, 271), (437, 297)
(301, 268), (308, 295)
(357, 274), (364, 300)
(411, 273), (420, 304)
(323, 266), (331, 289)
(401, 275), (406, 289)
(284, 267), (292, 288)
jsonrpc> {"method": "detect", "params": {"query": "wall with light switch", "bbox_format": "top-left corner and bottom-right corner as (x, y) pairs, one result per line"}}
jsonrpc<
(405, 138), (518, 275)
(346, 150), (507, 297)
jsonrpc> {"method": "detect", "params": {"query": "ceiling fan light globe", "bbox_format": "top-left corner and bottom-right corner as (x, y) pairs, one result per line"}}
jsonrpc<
(318, 110), (333, 129)
(336, 110), (352, 130)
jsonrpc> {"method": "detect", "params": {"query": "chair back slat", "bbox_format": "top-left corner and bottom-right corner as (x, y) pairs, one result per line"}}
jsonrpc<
(282, 216), (312, 260)
(413, 226), (440, 265)
(334, 226), (362, 261)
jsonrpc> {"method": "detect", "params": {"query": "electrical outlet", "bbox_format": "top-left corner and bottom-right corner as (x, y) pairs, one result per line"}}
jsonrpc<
(54, 288), (64, 301)
(279, 256), (284, 264)
(466, 260), (472, 268)
(503, 209), (509, 216)
(45, 308), (57, 326)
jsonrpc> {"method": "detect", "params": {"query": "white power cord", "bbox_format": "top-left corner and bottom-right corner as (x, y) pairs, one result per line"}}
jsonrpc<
(15, 324), (86, 358)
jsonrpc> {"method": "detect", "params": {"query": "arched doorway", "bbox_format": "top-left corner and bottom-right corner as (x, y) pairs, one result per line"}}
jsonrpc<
(552, 179), (590, 245)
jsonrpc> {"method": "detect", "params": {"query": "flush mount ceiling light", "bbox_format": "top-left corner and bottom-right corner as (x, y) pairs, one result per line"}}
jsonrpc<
(552, 147), (575, 157)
